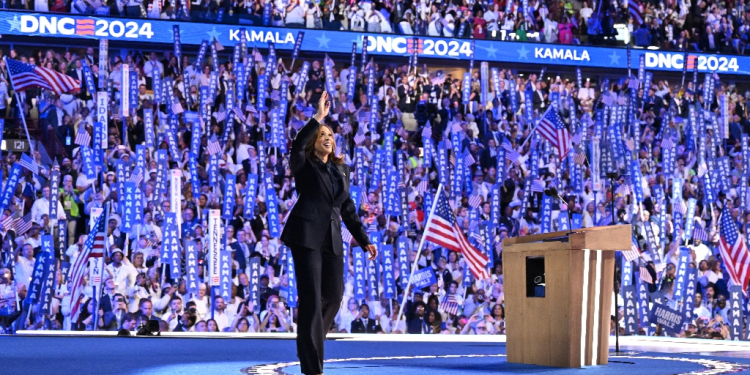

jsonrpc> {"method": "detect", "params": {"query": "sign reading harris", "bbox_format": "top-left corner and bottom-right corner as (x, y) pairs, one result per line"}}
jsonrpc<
(4, 12), (750, 74)
(648, 304), (683, 335)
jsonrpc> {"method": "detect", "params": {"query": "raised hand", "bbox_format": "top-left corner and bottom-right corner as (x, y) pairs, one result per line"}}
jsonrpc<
(314, 91), (330, 123)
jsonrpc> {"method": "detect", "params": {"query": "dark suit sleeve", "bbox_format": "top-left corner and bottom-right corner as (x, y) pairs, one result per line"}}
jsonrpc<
(341, 167), (370, 249)
(289, 117), (320, 177)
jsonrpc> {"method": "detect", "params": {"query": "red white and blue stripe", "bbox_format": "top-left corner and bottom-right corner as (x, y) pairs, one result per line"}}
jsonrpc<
(6, 57), (79, 95)
(424, 189), (490, 280)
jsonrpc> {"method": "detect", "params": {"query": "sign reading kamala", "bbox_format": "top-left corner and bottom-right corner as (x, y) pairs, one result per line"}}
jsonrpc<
(4, 11), (749, 75)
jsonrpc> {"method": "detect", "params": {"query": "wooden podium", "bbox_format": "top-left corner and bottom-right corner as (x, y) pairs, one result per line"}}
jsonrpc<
(503, 225), (631, 368)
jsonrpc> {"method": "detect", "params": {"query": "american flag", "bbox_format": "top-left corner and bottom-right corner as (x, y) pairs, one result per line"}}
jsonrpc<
(693, 222), (708, 242)
(505, 149), (521, 164)
(673, 199), (687, 215)
(573, 151), (586, 165)
(630, 0), (644, 26)
(451, 122), (463, 133)
(69, 212), (107, 322)
(1, 210), (22, 232)
(616, 183), (632, 196)
(424, 189), (490, 280)
(661, 137), (675, 150)
(171, 101), (184, 115)
(233, 107), (246, 123)
(214, 109), (227, 123)
(623, 235), (641, 262)
(718, 210), (750, 291)
(463, 153), (476, 168)
(347, 101), (356, 113)
(128, 167), (144, 185)
(696, 159), (708, 177)
(206, 134), (222, 155)
(530, 179), (545, 193)
(75, 129), (91, 147)
(639, 266), (653, 284)
(19, 153), (39, 175)
(468, 194), (482, 209)
(13, 213), (33, 235)
(341, 226), (353, 245)
(245, 104), (258, 113)
(416, 180), (429, 193)
(6, 57), (80, 95)
(341, 123), (352, 135)
(438, 293), (459, 315)
(354, 133), (366, 145)
(596, 214), (612, 226)
(535, 107), (572, 159)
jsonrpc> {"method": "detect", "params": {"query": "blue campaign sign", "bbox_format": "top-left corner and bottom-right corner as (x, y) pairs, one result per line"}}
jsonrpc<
(353, 246), (366, 299)
(4, 12), (750, 74)
(411, 267), (436, 290)
(219, 250), (232, 301)
(397, 236), (410, 288)
(648, 303), (684, 335)
(381, 244), (395, 299)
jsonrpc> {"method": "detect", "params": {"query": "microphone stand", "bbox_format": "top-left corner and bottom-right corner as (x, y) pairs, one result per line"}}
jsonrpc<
(606, 172), (620, 354)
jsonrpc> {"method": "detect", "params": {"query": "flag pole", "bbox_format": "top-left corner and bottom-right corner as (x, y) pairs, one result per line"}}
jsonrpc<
(396, 183), (443, 324)
(4, 56), (35, 153)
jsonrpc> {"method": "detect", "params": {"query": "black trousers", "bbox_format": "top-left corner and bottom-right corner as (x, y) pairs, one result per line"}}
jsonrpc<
(290, 224), (344, 375)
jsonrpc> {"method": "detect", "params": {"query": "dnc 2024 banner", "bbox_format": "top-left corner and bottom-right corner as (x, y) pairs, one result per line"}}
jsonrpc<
(3, 11), (750, 75)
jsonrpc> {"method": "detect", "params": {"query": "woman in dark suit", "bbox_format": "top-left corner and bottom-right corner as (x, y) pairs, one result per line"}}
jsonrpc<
(281, 91), (377, 375)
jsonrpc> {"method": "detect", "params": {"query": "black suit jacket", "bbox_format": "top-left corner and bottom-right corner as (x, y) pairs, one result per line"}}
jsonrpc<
(100, 294), (114, 313)
(280, 118), (370, 256)
(351, 317), (381, 333)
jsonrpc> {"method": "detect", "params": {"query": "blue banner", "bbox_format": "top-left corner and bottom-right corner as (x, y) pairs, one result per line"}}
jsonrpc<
(219, 250), (231, 301)
(636, 276), (651, 334)
(728, 285), (743, 340)
(397, 236), (409, 288)
(381, 244), (395, 299)
(353, 246), (366, 299)
(286, 247), (298, 307)
(48, 167), (60, 221)
(222, 174), (237, 220)
(682, 268), (698, 325)
(244, 174), (258, 219)
(264, 173), (280, 238)
(122, 182), (136, 233)
(185, 240), (199, 294)
(248, 257), (261, 312)
(163, 212), (181, 277)
(81, 59), (95, 94)
(622, 285), (638, 334)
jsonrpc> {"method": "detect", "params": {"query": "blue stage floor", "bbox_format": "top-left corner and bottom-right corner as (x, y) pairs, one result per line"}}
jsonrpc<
(2, 334), (750, 375)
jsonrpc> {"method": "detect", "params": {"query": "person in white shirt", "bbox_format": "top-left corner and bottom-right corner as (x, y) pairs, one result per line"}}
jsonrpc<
(14, 244), (35, 290)
(336, 297), (360, 333)
(143, 52), (164, 89)
(104, 249), (137, 297)
(30, 186), (66, 226)
(689, 238), (712, 263)
(580, 1), (594, 22)
(162, 296), (184, 331)
(212, 296), (232, 331)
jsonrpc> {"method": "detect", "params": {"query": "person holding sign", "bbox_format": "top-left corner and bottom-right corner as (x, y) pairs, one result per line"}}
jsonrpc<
(281, 91), (376, 375)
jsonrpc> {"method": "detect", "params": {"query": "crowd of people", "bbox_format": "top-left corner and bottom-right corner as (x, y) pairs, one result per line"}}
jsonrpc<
(13, 0), (750, 55)
(0, 37), (747, 340)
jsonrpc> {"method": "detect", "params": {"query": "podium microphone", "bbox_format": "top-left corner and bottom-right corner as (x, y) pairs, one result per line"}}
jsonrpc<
(543, 187), (573, 235)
